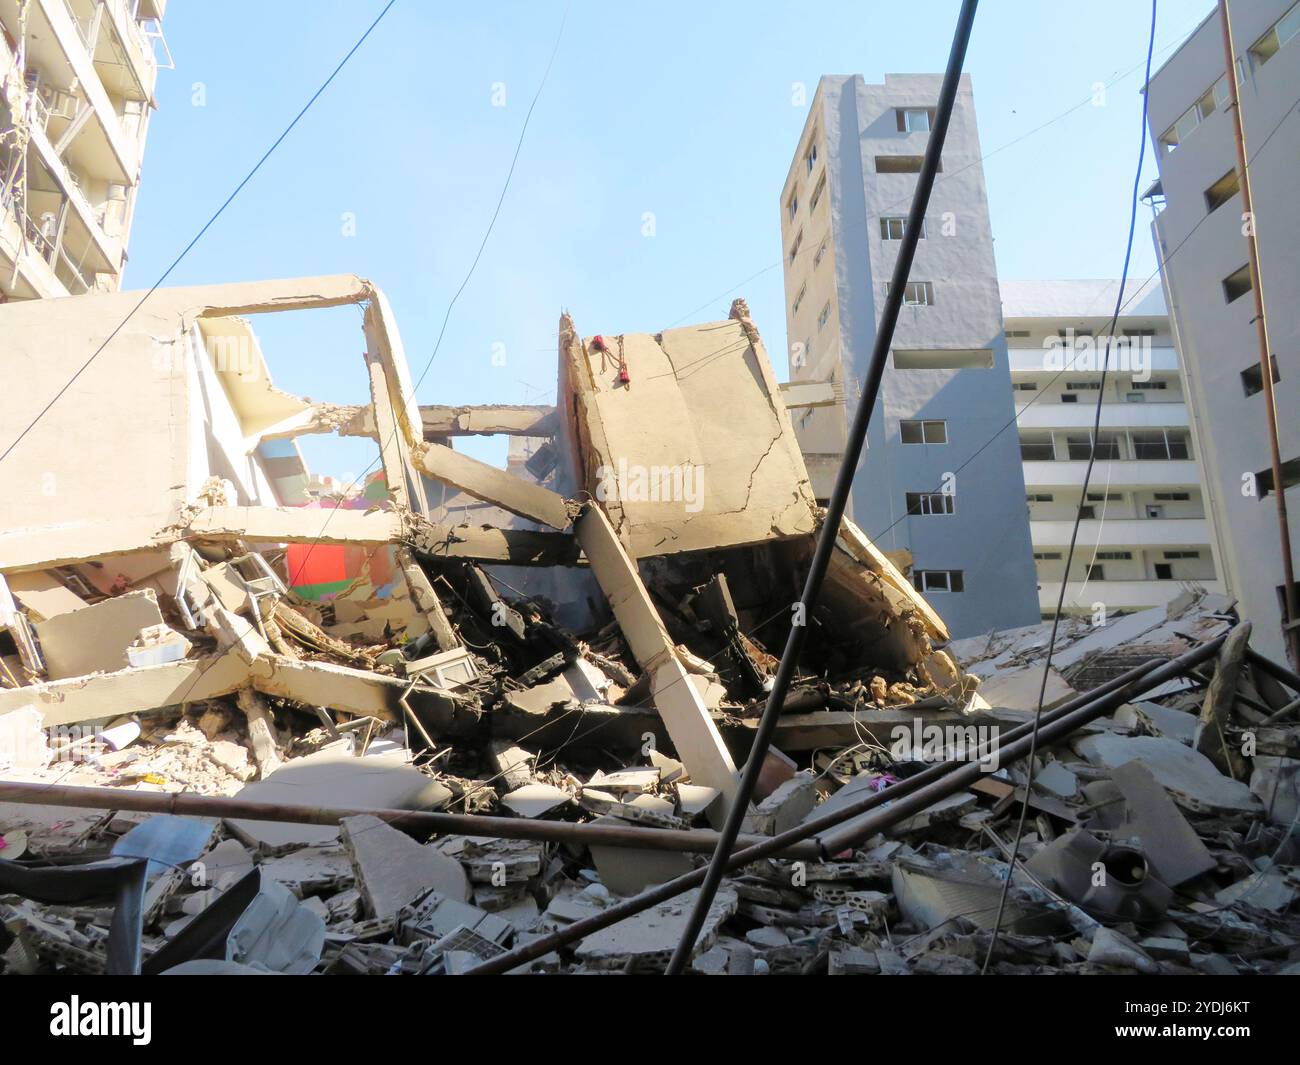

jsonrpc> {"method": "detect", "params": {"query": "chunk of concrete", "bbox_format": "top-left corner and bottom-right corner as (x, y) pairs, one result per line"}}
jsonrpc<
(225, 745), (451, 853)
(1073, 733), (1258, 814)
(586, 814), (693, 897)
(747, 771), (817, 835)
(34, 589), (165, 679)
(1250, 755), (1300, 828)
(340, 814), (470, 918)
(574, 886), (737, 970)
(500, 782), (573, 818)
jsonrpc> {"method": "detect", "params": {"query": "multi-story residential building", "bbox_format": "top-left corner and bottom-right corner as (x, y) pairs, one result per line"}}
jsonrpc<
(1144, 0), (1300, 664)
(1003, 278), (1224, 618)
(779, 73), (1038, 639)
(1, 0), (167, 300)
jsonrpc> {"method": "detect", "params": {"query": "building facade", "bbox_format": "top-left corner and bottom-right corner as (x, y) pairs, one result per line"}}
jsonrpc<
(1144, 0), (1300, 664)
(779, 73), (1039, 639)
(1, 0), (167, 301)
(1003, 278), (1224, 618)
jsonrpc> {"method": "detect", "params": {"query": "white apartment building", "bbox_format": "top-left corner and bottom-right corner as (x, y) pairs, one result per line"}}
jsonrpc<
(1144, 0), (1300, 665)
(1004, 278), (1224, 618)
(1, 0), (167, 301)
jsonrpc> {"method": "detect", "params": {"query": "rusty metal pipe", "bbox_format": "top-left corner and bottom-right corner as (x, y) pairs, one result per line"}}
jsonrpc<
(0, 782), (820, 859)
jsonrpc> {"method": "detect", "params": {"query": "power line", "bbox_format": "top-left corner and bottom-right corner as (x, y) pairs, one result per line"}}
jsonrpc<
(283, 2), (570, 588)
(980, 0), (1159, 974)
(0, 0), (399, 466)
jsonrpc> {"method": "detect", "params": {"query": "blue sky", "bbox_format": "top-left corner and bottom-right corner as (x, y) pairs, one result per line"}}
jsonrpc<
(125, 0), (1214, 476)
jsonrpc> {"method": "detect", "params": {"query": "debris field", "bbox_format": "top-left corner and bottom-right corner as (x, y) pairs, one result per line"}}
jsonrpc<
(1, 278), (1297, 975)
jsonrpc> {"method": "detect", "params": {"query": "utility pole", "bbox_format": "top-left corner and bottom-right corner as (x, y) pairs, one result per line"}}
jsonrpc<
(1218, 0), (1300, 667)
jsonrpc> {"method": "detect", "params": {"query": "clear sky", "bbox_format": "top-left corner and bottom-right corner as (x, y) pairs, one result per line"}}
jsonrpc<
(125, 0), (1215, 477)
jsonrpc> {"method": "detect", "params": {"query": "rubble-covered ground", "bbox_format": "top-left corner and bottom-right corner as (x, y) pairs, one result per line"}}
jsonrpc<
(2, 281), (1297, 975)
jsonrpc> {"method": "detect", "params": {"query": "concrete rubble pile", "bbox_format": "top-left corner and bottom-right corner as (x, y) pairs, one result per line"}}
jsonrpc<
(1, 277), (1297, 975)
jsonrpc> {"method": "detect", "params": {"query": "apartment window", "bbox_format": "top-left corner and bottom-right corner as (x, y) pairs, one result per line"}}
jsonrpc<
(1164, 550), (1200, 560)
(1060, 393), (1079, 403)
(900, 419), (947, 444)
(1059, 329), (1094, 338)
(817, 301), (831, 331)
(1013, 382), (1037, 391)
(1241, 356), (1281, 397)
(1154, 492), (1190, 501)
(879, 216), (926, 240)
(788, 230), (803, 266)
(1066, 381), (1101, 390)
(1250, 2), (1300, 68)
(1132, 429), (1190, 461)
(1158, 75), (1229, 152)
(1066, 432), (1121, 460)
(787, 190), (798, 221)
(1034, 552), (1062, 561)
(1204, 169), (1240, 212)
(1087, 492), (1121, 502)
(1020, 438), (1055, 461)
(1006, 329), (1031, 339)
(1155, 563), (1174, 580)
(813, 238), (827, 269)
(896, 108), (935, 132)
(1095, 551), (1132, 561)
(1131, 381), (1167, 390)
(1255, 456), (1300, 498)
(906, 491), (955, 516)
(1027, 493), (1055, 503)
(805, 140), (819, 174)
(810, 173), (828, 212)
(1223, 264), (1252, 303)
(1086, 564), (1106, 581)
(792, 283), (807, 315)
(1122, 328), (1156, 338)
(913, 569), (964, 593)
(876, 155), (938, 174)
(1125, 391), (1147, 403)
(885, 281), (935, 306)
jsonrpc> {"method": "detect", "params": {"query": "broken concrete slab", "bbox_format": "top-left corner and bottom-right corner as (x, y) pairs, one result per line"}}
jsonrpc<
(1250, 755), (1300, 827)
(573, 885), (738, 971)
(1104, 760), (1216, 887)
(586, 814), (694, 897)
(558, 309), (816, 558)
(1073, 733), (1258, 814)
(224, 745), (450, 853)
(34, 589), (165, 680)
(340, 815), (470, 918)
(499, 783), (573, 819)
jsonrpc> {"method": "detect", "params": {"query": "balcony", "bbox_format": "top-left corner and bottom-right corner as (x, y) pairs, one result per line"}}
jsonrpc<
(1016, 401), (1189, 430)
(1008, 346), (1180, 373)
(1031, 517), (1210, 548)
(1021, 458), (1202, 489)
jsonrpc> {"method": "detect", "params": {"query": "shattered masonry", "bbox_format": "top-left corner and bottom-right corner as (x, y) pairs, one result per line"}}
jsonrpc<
(0, 277), (1297, 975)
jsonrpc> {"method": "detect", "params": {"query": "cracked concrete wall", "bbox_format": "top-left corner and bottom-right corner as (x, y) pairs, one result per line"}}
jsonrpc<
(559, 313), (818, 558)
(0, 275), (382, 571)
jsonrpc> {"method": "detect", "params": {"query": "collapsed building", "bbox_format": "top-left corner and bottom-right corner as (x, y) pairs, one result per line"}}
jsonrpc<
(0, 277), (1297, 975)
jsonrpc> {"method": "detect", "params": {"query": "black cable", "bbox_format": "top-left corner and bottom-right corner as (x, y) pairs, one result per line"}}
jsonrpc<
(663, 0), (982, 975)
(980, 0), (1159, 975)
(0, 0), (399, 467)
